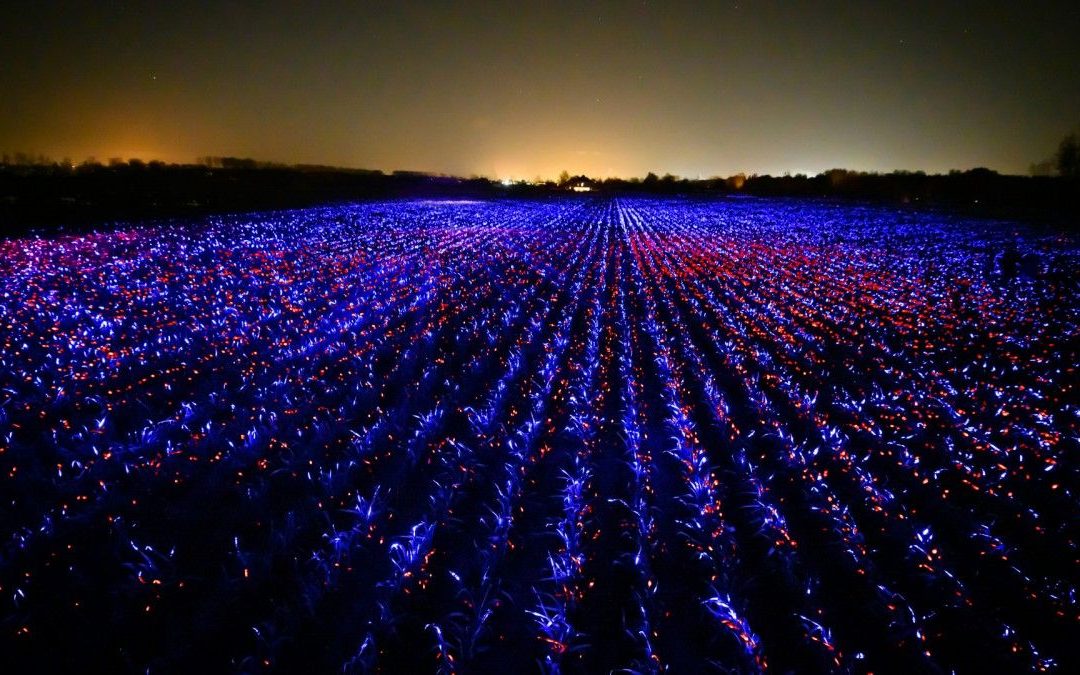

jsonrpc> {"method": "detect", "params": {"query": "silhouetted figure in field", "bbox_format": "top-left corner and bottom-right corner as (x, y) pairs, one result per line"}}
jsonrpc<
(1020, 252), (1042, 280)
(996, 244), (1020, 286)
(984, 250), (998, 285)
(1048, 254), (1073, 303)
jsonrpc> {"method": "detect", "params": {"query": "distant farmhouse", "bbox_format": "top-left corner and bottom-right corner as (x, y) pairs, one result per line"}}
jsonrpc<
(563, 175), (597, 192)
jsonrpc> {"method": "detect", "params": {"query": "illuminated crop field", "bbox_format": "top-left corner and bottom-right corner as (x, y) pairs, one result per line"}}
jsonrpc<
(0, 198), (1075, 673)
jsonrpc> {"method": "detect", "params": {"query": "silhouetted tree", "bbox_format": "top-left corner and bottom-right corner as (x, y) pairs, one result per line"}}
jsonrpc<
(1057, 133), (1079, 177)
(220, 157), (259, 170)
(1030, 158), (1056, 177)
(557, 170), (570, 186)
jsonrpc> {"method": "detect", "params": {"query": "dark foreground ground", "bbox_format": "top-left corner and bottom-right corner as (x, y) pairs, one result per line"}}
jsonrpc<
(0, 197), (1076, 673)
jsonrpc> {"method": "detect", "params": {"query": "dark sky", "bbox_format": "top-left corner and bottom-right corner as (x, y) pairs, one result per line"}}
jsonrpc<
(2, 1), (1078, 178)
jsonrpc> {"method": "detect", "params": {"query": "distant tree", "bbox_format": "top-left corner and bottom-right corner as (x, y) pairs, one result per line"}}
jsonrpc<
(1030, 159), (1055, 177)
(643, 172), (659, 185)
(220, 157), (258, 170)
(1057, 133), (1079, 177)
(825, 168), (850, 187)
(557, 170), (570, 186)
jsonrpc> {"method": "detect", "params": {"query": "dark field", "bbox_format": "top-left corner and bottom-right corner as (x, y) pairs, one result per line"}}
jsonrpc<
(0, 197), (1076, 673)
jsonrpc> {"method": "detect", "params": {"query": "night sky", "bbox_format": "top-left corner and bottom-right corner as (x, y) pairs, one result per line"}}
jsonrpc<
(2, 1), (1078, 179)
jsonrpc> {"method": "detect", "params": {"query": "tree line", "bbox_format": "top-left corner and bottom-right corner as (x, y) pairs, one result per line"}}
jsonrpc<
(2, 130), (1077, 233)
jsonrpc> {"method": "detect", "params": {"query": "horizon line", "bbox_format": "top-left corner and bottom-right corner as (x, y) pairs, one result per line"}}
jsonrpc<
(0, 152), (1044, 181)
